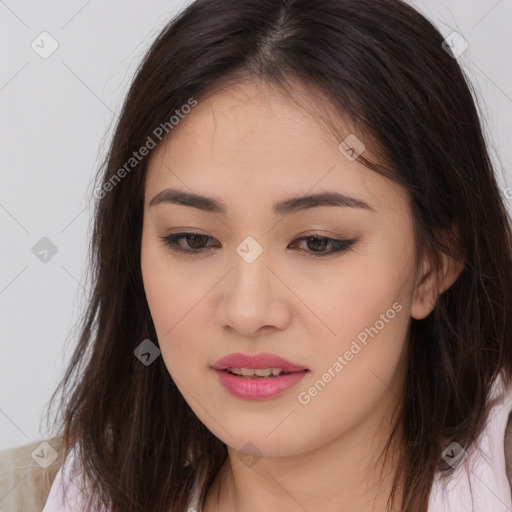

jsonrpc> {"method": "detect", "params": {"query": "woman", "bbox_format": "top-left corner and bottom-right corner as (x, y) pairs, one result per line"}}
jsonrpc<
(41, 0), (512, 511)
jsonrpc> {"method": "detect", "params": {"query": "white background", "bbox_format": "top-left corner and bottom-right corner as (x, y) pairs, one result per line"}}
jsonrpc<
(1, 0), (511, 451)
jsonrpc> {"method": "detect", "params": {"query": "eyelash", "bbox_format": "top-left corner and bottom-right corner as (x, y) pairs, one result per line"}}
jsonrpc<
(159, 232), (356, 258)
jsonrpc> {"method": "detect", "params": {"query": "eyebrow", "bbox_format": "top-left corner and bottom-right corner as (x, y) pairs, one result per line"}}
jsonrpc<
(149, 188), (374, 215)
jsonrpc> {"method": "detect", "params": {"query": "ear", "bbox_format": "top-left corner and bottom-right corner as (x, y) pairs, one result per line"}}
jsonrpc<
(410, 249), (464, 320)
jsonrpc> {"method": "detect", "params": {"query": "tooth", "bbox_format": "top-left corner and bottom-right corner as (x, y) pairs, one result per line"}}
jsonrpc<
(227, 367), (286, 377)
(254, 368), (273, 377)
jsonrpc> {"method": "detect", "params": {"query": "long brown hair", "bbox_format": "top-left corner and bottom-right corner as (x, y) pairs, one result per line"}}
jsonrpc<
(43, 0), (512, 510)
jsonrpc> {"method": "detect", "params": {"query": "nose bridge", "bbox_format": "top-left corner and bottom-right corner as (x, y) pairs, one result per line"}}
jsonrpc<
(215, 236), (290, 335)
(228, 238), (274, 308)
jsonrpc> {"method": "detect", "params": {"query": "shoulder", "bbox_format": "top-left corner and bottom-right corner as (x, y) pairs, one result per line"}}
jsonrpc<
(428, 371), (512, 511)
(506, 411), (512, 490)
(41, 440), (98, 511)
(0, 436), (63, 512)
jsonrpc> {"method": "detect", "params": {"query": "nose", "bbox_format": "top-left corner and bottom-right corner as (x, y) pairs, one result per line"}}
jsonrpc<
(215, 251), (292, 337)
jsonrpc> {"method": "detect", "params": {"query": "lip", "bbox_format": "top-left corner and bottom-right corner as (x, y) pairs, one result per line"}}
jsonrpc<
(211, 352), (309, 400)
(212, 352), (308, 372)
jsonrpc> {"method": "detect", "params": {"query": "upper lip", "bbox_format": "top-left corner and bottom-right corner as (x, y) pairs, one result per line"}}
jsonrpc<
(212, 352), (308, 372)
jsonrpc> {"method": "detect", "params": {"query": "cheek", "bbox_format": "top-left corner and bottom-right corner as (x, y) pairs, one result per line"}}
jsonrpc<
(312, 255), (409, 357)
(141, 241), (193, 361)
(140, 239), (218, 391)
(292, 269), (410, 442)
(142, 275), (202, 398)
(142, 226), (192, 330)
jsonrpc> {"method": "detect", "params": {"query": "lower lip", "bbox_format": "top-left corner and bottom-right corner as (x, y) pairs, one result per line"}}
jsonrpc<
(213, 369), (308, 400)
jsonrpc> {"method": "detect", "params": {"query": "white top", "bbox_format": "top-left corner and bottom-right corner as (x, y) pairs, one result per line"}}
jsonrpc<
(41, 447), (200, 511)
(427, 370), (512, 511)
(43, 372), (512, 512)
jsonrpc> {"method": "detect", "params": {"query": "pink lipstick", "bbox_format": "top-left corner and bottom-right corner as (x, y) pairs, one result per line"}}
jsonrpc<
(212, 352), (309, 400)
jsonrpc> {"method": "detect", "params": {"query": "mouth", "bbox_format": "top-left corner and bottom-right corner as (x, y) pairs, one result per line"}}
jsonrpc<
(211, 353), (309, 398)
(213, 367), (309, 400)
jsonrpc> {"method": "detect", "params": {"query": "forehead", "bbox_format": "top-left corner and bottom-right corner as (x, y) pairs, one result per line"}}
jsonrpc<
(151, 80), (344, 162)
(144, 81), (407, 215)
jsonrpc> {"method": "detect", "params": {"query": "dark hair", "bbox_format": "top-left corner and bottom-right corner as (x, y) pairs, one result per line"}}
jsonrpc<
(43, 0), (512, 511)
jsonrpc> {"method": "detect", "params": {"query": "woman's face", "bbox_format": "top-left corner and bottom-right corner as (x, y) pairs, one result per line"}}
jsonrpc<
(140, 80), (432, 458)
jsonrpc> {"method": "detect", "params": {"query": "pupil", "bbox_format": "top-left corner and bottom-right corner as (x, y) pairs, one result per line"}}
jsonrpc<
(307, 236), (328, 252)
(188, 234), (207, 249)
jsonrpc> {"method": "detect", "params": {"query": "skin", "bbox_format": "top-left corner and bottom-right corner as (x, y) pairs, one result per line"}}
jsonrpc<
(140, 80), (463, 512)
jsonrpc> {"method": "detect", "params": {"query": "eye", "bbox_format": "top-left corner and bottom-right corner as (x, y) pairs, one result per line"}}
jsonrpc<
(159, 232), (356, 257)
(159, 232), (219, 254)
(288, 235), (356, 257)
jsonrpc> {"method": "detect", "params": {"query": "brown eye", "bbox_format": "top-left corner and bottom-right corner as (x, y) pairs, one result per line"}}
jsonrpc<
(186, 234), (210, 249)
(304, 236), (329, 252)
(160, 232), (356, 258)
(288, 235), (356, 257)
(160, 232), (219, 254)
